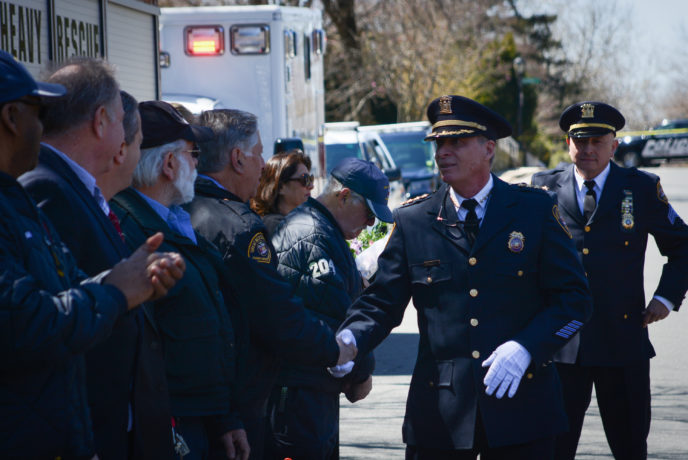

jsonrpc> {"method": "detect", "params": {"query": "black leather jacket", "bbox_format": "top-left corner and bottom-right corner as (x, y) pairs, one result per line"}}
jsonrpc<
(185, 177), (340, 415)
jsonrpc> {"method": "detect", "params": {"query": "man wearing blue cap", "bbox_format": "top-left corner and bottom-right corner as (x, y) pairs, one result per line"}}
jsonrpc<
(532, 101), (688, 459)
(266, 157), (391, 459)
(335, 95), (593, 459)
(0, 52), (184, 458)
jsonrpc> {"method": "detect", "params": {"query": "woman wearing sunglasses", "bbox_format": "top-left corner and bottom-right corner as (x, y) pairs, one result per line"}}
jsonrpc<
(251, 149), (315, 237)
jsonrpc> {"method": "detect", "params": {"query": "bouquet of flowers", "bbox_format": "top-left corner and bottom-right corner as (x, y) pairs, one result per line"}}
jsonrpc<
(350, 222), (391, 280)
(350, 222), (389, 256)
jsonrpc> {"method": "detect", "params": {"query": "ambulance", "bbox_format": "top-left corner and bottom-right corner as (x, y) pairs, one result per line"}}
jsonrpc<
(159, 5), (327, 176)
(0, 0), (161, 101)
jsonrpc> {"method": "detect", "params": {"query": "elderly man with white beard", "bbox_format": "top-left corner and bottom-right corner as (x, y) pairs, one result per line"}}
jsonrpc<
(110, 101), (251, 460)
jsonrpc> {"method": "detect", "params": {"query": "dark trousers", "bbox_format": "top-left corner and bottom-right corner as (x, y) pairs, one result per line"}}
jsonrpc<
(554, 361), (651, 460)
(242, 412), (267, 460)
(175, 416), (230, 460)
(405, 410), (555, 460)
(266, 386), (339, 460)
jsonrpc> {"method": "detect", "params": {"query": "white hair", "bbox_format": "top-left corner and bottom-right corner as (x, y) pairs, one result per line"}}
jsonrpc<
(132, 139), (187, 188)
(319, 176), (365, 204)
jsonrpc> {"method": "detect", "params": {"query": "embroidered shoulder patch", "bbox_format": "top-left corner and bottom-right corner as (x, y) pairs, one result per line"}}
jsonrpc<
(247, 232), (272, 264)
(553, 204), (572, 239)
(657, 181), (669, 205)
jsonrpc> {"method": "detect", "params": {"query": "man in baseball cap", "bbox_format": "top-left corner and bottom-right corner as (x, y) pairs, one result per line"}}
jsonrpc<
(265, 158), (383, 459)
(331, 157), (394, 224)
(139, 100), (213, 148)
(0, 50), (65, 104)
(0, 50), (65, 175)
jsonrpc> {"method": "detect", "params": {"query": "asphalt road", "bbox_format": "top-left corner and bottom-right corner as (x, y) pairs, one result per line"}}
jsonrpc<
(339, 165), (688, 459)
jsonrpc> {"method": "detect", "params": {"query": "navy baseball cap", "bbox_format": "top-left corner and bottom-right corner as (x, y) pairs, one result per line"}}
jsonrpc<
(331, 157), (394, 223)
(425, 95), (512, 141)
(560, 101), (625, 138)
(0, 50), (65, 105)
(139, 100), (213, 149)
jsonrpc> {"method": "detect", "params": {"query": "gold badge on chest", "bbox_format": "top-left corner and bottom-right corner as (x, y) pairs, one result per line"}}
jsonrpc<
(621, 189), (634, 231)
(507, 231), (525, 253)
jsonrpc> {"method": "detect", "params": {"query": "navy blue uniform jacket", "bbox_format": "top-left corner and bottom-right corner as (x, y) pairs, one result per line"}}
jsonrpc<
(339, 177), (593, 449)
(532, 162), (688, 365)
(19, 146), (174, 459)
(0, 172), (127, 458)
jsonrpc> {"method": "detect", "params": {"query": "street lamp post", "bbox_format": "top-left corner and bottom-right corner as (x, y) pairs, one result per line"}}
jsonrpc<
(513, 56), (525, 138)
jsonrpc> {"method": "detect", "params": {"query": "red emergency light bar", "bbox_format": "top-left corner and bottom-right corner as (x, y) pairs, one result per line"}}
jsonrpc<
(185, 26), (224, 56)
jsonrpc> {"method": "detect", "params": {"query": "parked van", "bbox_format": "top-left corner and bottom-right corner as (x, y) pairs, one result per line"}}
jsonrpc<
(359, 122), (439, 198)
(323, 122), (404, 209)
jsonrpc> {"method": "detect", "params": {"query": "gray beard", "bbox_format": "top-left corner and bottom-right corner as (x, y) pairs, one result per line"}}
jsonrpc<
(171, 159), (197, 205)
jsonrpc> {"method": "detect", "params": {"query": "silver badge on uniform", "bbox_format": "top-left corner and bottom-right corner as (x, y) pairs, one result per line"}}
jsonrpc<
(621, 190), (634, 231)
(507, 231), (525, 253)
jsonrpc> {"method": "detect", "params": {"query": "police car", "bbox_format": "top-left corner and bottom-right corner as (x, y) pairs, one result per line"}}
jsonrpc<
(615, 119), (688, 167)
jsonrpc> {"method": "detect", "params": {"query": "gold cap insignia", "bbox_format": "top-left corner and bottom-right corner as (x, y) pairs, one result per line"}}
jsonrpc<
(507, 231), (525, 253)
(439, 96), (453, 114)
(581, 103), (595, 118)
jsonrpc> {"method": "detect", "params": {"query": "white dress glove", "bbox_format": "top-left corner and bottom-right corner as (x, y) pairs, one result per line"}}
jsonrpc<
(327, 329), (357, 378)
(481, 340), (532, 399)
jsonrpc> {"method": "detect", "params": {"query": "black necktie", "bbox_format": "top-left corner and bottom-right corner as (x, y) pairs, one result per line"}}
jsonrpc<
(583, 180), (597, 221)
(462, 198), (479, 245)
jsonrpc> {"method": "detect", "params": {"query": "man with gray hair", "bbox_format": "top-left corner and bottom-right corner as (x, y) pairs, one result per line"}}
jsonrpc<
(266, 157), (389, 459)
(185, 109), (357, 459)
(111, 100), (250, 460)
(19, 59), (176, 458)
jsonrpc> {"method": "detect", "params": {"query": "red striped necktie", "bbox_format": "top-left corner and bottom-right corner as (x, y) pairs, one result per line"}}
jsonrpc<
(108, 210), (125, 241)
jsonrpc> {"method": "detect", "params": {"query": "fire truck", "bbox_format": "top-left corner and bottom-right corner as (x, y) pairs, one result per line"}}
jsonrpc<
(159, 5), (327, 176)
(0, 0), (161, 101)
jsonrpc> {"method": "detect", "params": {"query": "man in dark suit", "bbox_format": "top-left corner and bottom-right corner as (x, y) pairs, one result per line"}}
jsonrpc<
(531, 101), (688, 459)
(335, 95), (593, 459)
(19, 59), (174, 459)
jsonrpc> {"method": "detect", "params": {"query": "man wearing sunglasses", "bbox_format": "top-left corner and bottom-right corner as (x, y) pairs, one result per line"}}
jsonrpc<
(185, 109), (358, 459)
(267, 157), (393, 460)
(335, 95), (593, 459)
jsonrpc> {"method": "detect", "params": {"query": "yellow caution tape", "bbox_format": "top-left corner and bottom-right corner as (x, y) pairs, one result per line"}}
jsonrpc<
(617, 127), (688, 138)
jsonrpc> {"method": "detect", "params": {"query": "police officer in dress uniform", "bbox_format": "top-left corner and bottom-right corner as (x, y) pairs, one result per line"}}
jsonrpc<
(531, 102), (688, 460)
(334, 95), (593, 459)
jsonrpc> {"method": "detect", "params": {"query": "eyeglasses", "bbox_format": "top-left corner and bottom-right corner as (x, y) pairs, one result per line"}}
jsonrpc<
(285, 173), (314, 188)
(183, 149), (201, 159)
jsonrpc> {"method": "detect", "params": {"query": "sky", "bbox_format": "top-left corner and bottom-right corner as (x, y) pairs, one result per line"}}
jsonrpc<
(519, 0), (687, 125)
(623, 0), (686, 84)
